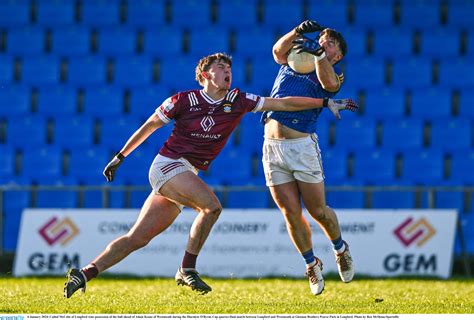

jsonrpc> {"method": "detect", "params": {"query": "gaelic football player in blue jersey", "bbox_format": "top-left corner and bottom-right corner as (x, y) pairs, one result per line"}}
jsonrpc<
(261, 20), (354, 295)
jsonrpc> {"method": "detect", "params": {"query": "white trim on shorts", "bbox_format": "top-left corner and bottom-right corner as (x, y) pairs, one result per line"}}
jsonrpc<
(148, 154), (198, 210)
(262, 134), (324, 187)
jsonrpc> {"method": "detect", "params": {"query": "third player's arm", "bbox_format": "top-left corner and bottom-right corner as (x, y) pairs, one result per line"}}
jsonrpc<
(272, 29), (299, 65)
(260, 96), (325, 112)
(119, 113), (165, 157)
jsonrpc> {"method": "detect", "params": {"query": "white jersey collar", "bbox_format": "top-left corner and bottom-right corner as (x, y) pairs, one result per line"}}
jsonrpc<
(200, 90), (225, 104)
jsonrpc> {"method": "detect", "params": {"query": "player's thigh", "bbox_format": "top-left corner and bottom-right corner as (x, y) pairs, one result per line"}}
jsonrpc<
(297, 180), (327, 213)
(160, 171), (221, 212)
(128, 192), (181, 239)
(269, 181), (302, 215)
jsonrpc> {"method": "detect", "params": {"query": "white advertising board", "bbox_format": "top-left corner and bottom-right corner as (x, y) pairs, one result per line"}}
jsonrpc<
(14, 209), (457, 278)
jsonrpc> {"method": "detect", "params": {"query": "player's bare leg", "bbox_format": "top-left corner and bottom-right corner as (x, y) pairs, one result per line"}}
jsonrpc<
(298, 180), (354, 283)
(64, 193), (180, 298)
(160, 171), (222, 294)
(269, 181), (324, 295)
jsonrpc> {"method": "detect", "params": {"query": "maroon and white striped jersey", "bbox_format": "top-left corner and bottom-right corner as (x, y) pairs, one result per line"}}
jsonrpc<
(155, 88), (265, 170)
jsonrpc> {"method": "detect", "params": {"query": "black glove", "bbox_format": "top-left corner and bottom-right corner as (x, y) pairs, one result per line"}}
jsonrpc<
(103, 152), (124, 182)
(294, 20), (324, 35)
(292, 37), (325, 57)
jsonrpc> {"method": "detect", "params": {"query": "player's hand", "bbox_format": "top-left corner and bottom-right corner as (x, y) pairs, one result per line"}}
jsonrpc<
(292, 37), (325, 58)
(103, 152), (124, 182)
(327, 99), (358, 120)
(295, 20), (324, 35)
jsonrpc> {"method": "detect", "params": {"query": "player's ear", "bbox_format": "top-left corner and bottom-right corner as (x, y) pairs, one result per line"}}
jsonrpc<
(202, 72), (209, 79)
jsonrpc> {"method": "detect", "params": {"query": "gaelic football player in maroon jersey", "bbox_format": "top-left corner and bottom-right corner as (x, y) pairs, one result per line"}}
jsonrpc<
(64, 53), (358, 298)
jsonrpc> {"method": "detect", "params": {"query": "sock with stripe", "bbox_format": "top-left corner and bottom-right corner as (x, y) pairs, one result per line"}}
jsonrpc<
(181, 251), (198, 271)
(332, 236), (346, 254)
(81, 263), (99, 281)
(302, 249), (316, 268)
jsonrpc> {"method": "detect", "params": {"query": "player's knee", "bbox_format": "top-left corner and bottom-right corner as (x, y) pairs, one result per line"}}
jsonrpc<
(203, 202), (222, 219)
(281, 208), (302, 222)
(311, 205), (327, 221)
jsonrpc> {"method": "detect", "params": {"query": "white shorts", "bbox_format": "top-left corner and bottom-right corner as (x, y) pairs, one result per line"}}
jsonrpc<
(262, 135), (325, 187)
(148, 154), (198, 209)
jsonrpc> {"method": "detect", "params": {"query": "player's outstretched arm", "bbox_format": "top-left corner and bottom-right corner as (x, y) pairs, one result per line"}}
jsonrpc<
(103, 113), (165, 182)
(260, 97), (358, 120)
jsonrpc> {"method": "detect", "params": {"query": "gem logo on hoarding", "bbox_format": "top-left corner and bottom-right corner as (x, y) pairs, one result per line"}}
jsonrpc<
(38, 216), (79, 246)
(393, 217), (436, 247)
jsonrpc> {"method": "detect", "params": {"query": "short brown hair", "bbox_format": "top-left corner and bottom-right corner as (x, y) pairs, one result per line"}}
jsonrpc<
(195, 53), (232, 85)
(321, 28), (348, 57)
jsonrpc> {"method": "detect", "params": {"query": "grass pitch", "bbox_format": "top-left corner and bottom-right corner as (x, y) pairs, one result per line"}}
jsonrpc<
(1, 276), (473, 314)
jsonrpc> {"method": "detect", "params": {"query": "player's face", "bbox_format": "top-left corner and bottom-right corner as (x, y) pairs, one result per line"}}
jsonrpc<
(319, 35), (343, 65)
(207, 60), (232, 90)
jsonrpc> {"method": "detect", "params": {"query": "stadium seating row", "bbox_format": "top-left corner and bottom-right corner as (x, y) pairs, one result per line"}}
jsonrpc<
(1, 26), (474, 58)
(1, 56), (474, 91)
(0, 0), (473, 30)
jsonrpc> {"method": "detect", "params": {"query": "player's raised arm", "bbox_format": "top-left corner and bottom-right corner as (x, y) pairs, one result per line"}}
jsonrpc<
(103, 113), (165, 182)
(260, 96), (358, 120)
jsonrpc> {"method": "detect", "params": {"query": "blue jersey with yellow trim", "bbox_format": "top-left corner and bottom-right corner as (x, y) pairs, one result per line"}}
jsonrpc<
(261, 64), (343, 133)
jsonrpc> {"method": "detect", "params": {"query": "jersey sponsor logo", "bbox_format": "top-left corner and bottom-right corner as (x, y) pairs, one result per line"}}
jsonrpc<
(190, 107), (202, 112)
(200, 116), (215, 132)
(245, 93), (258, 101)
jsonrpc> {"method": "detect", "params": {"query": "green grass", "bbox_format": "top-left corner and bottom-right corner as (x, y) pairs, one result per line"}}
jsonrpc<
(1, 276), (473, 314)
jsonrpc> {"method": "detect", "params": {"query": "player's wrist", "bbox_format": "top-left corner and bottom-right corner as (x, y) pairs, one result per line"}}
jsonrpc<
(323, 97), (329, 108)
(314, 51), (327, 62)
(115, 151), (125, 161)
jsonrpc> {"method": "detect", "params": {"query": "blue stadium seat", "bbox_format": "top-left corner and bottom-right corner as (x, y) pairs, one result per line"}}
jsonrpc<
(142, 122), (174, 150)
(7, 27), (45, 56)
(83, 86), (123, 118)
(433, 190), (464, 210)
(322, 148), (348, 184)
(234, 27), (275, 59)
(364, 88), (405, 118)
(371, 189), (415, 208)
(334, 118), (377, 151)
(143, 28), (183, 58)
(466, 30), (474, 58)
(51, 26), (90, 57)
(98, 28), (136, 57)
(68, 147), (109, 183)
(239, 113), (264, 154)
(37, 86), (77, 116)
(391, 57), (432, 88)
(314, 116), (331, 150)
(307, 0), (348, 31)
(458, 213), (474, 255)
(344, 57), (385, 89)
(262, 0), (304, 33)
(438, 59), (474, 89)
(402, 149), (444, 185)
(54, 115), (94, 147)
(80, 0), (120, 27)
(410, 88), (451, 119)
(420, 28), (460, 58)
(226, 190), (269, 208)
(450, 150), (474, 185)
(430, 119), (471, 151)
(2, 190), (30, 251)
(352, 149), (396, 185)
(21, 56), (60, 86)
(0, 55), (14, 85)
(129, 86), (172, 118)
(353, 1), (393, 28)
(228, 56), (247, 86)
(0, 0), (30, 28)
(208, 147), (253, 185)
(130, 189), (152, 208)
(188, 28), (230, 57)
(113, 57), (153, 87)
(0, 86), (30, 116)
(447, 3), (474, 29)
(67, 57), (107, 87)
(0, 146), (15, 180)
(159, 56), (198, 90)
(36, 0), (75, 27)
(382, 118), (423, 151)
(326, 187), (365, 208)
(372, 28), (414, 59)
(216, 0), (258, 29)
(117, 146), (155, 185)
(21, 146), (62, 183)
(338, 28), (368, 57)
(6, 115), (47, 148)
(100, 116), (140, 150)
(459, 89), (474, 120)
(126, 0), (166, 29)
(169, 0), (211, 28)
(399, 0), (441, 29)
(35, 177), (79, 208)
(249, 59), (281, 89)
